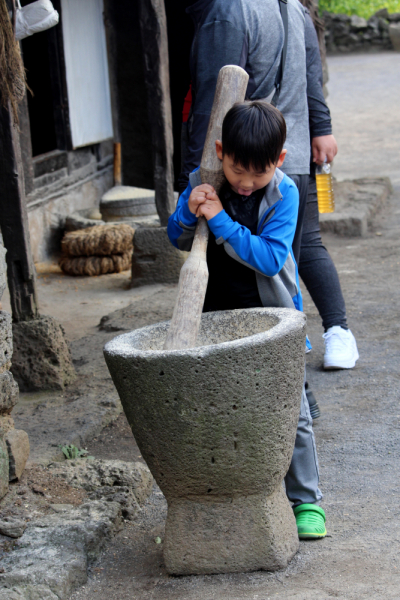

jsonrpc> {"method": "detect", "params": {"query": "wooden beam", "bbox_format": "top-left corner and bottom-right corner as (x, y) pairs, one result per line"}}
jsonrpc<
(0, 103), (38, 322)
(17, 93), (34, 196)
(47, 0), (73, 151)
(138, 0), (175, 226)
(103, 0), (121, 145)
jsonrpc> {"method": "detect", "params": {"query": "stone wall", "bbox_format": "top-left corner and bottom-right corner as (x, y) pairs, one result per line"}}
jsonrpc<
(26, 141), (113, 263)
(324, 8), (400, 53)
(0, 244), (29, 500)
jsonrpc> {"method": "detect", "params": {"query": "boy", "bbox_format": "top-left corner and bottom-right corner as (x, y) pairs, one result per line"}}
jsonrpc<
(168, 101), (326, 539)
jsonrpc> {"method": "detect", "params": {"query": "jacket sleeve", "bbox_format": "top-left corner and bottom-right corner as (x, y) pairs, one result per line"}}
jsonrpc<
(167, 180), (198, 251)
(305, 11), (332, 139)
(177, 21), (248, 192)
(207, 185), (299, 278)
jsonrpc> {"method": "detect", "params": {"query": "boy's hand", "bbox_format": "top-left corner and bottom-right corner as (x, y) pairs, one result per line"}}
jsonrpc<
(196, 193), (223, 221)
(188, 184), (216, 214)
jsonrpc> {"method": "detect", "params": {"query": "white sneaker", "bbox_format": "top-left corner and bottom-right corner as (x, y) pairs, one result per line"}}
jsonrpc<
(322, 326), (359, 370)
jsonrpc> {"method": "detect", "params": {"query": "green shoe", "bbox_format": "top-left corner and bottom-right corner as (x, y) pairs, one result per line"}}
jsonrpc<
(293, 503), (327, 539)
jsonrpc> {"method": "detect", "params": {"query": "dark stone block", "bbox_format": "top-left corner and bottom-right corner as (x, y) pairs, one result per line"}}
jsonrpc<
(373, 8), (389, 20)
(367, 17), (380, 30)
(0, 311), (13, 373)
(0, 244), (6, 303)
(333, 13), (351, 23)
(5, 429), (30, 482)
(33, 167), (68, 190)
(33, 150), (68, 178)
(67, 147), (94, 172)
(0, 436), (8, 500)
(0, 371), (19, 415)
(11, 315), (76, 392)
(131, 226), (187, 287)
(96, 139), (114, 162)
(378, 18), (389, 32)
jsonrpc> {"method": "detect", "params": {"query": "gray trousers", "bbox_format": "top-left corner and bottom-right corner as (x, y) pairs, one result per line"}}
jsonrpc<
(285, 381), (322, 507)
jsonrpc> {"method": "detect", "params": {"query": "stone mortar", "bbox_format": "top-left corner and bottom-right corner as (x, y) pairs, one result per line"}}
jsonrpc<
(104, 307), (306, 575)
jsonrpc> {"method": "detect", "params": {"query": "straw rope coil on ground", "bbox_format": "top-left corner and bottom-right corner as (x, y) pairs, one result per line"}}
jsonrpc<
(61, 224), (134, 257)
(59, 224), (134, 276)
(59, 253), (132, 276)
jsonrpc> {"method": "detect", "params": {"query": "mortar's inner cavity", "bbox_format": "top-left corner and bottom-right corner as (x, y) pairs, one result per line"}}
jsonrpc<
(132, 309), (280, 352)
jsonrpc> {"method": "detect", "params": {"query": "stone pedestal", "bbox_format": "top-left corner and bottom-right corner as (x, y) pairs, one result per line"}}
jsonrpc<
(104, 307), (306, 574)
(131, 226), (188, 287)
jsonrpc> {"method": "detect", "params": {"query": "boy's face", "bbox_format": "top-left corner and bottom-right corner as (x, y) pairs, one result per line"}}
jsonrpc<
(215, 141), (286, 197)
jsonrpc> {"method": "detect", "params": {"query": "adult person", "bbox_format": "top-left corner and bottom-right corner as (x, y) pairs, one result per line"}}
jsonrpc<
(300, 2), (359, 370)
(177, 0), (310, 268)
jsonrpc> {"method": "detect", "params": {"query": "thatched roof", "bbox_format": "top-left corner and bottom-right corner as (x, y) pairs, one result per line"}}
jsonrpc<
(0, 0), (26, 123)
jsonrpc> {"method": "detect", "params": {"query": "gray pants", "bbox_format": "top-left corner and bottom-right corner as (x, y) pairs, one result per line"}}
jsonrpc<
(285, 382), (322, 507)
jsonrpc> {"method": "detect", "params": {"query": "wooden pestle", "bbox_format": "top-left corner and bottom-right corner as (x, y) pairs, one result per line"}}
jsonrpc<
(164, 65), (249, 351)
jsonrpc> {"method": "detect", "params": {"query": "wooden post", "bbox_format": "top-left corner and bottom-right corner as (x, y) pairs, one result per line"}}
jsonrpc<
(113, 142), (122, 186)
(0, 102), (38, 322)
(17, 93), (34, 196)
(104, 1), (123, 186)
(138, 0), (175, 226)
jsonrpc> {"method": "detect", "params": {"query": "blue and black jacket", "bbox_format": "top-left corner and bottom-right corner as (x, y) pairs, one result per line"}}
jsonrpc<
(168, 167), (306, 316)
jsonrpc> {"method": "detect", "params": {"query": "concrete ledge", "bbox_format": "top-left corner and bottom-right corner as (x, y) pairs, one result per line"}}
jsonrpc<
(319, 177), (392, 237)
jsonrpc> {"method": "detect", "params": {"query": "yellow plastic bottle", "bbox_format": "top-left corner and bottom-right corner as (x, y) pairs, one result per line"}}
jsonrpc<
(315, 161), (335, 213)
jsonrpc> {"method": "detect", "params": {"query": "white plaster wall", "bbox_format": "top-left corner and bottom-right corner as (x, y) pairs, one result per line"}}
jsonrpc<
(61, 0), (113, 148)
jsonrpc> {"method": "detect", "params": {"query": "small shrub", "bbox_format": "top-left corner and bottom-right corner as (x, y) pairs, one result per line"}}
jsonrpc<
(60, 444), (93, 460)
(319, 0), (400, 19)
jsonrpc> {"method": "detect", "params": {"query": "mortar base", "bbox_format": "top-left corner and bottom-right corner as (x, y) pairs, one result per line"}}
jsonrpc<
(164, 486), (299, 575)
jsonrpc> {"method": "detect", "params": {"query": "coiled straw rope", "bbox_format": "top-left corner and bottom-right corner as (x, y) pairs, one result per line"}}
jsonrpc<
(59, 224), (134, 276)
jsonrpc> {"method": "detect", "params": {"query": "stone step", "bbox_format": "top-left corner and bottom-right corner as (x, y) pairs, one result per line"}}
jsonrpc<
(319, 177), (392, 237)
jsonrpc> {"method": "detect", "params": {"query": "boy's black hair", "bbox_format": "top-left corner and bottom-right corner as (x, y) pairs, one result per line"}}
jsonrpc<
(221, 101), (286, 171)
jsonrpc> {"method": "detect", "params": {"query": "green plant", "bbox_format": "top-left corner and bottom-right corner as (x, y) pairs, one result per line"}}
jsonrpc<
(319, 0), (400, 19)
(59, 444), (93, 460)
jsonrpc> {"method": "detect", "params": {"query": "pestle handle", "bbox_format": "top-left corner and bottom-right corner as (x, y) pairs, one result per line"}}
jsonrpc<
(200, 65), (250, 194)
(164, 66), (249, 351)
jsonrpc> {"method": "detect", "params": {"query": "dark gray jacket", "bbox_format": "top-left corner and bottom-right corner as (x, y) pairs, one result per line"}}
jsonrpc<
(179, 0), (331, 191)
(304, 8), (332, 141)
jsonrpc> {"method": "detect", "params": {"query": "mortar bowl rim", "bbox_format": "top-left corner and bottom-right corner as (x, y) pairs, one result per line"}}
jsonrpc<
(103, 307), (306, 360)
